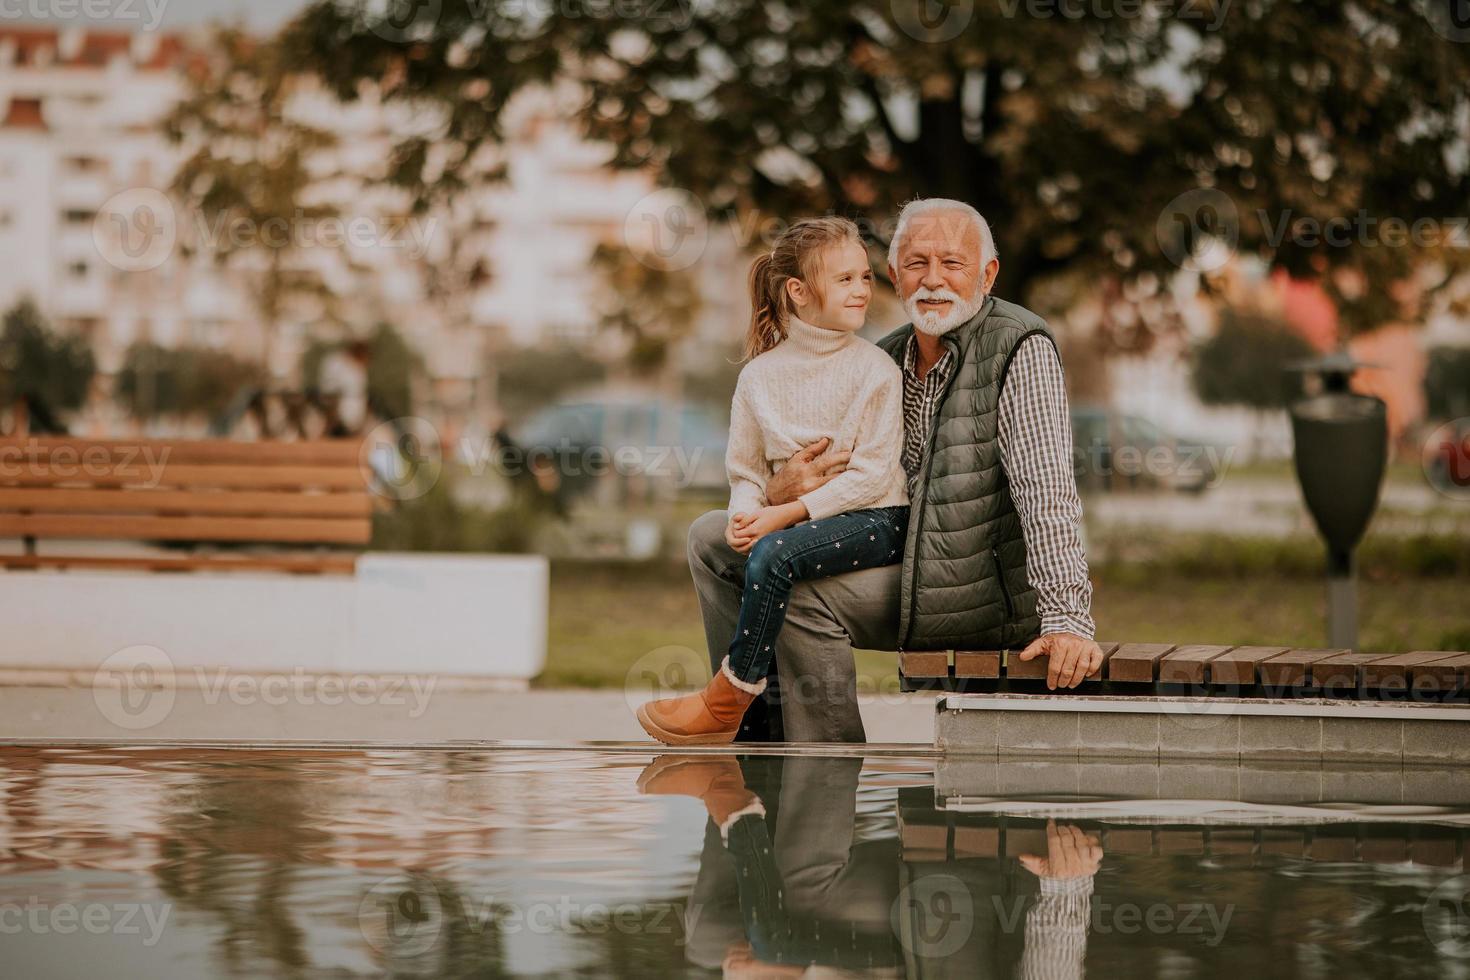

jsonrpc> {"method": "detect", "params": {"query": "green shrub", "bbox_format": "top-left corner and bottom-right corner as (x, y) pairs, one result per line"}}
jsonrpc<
(370, 476), (542, 554)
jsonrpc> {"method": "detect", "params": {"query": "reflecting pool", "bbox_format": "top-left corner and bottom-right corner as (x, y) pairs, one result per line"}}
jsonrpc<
(2, 746), (1469, 977)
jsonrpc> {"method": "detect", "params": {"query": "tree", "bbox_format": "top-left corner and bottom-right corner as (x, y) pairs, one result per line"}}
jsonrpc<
(0, 300), (95, 434)
(589, 243), (702, 378)
(300, 321), (424, 422)
(1424, 346), (1470, 422)
(1191, 307), (1317, 457)
(114, 343), (267, 421)
(278, 0), (1470, 334)
(165, 27), (340, 377)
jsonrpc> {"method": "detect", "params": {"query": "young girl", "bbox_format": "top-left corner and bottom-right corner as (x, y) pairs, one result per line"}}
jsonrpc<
(637, 217), (910, 744)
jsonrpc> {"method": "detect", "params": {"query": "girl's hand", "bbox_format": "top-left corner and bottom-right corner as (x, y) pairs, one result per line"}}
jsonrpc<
(726, 513), (756, 553)
(727, 502), (807, 554)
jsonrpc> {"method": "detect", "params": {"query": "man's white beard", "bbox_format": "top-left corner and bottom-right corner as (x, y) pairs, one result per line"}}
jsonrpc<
(904, 286), (986, 336)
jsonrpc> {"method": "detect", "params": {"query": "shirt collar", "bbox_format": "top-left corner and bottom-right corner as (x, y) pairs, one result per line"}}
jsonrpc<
(904, 332), (955, 381)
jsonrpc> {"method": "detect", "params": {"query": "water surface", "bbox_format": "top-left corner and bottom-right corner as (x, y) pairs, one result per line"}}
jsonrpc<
(2, 746), (1468, 977)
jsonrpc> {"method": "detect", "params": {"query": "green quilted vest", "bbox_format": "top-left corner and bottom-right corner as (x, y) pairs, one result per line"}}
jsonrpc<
(876, 295), (1057, 651)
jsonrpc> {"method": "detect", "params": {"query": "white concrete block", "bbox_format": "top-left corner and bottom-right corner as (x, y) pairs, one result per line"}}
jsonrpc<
(0, 552), (548, 680)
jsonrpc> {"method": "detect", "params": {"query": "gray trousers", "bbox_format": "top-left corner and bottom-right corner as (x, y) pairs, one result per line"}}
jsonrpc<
(687, 509), (901, 743)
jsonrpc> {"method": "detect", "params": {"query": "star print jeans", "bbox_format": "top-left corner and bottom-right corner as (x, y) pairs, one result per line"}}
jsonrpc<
(727, 505), (909, 685)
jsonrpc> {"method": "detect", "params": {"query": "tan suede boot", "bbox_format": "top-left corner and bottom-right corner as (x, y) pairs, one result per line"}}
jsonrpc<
(635, 656), (767, 745)
(636, 755), (763, 829)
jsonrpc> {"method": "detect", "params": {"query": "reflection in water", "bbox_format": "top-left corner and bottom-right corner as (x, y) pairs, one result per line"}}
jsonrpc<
(0, 746), (1468, 977)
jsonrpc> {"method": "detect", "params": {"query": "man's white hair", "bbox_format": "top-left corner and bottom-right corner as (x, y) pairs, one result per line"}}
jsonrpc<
(887, 198), (998, 270)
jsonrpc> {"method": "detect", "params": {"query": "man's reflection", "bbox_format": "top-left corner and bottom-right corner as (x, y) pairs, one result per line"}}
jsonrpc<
(639, 755), (1101, 978)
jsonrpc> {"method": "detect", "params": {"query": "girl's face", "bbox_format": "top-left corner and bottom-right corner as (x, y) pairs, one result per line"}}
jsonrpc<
(787, 239), (873, 333)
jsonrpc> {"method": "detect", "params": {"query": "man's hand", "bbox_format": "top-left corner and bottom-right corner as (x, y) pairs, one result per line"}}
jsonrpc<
(763, 437), (851, 506)
(1017, 632), (1103, 690)
(1018, 820), (1103, 880)
(726, 502), (807, 554)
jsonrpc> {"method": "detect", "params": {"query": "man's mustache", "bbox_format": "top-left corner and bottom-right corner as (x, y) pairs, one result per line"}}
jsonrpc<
(908, 287), (964, 305)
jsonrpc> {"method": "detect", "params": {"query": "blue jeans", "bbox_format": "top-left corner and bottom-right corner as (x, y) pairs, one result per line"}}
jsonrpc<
(727, 506), (908, 685)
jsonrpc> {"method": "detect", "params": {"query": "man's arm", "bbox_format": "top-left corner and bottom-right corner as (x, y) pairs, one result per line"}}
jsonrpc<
(763, 438), (851, 507)
(999, 335), (1100, 688)
(1017, 821), (1100, 980)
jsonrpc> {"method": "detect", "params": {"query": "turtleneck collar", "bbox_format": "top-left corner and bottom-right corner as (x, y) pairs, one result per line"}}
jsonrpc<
(784, 315), (854, 357)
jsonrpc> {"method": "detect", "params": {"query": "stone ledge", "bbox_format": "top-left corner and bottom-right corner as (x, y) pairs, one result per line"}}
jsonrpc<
(936, 694), (1470, 763)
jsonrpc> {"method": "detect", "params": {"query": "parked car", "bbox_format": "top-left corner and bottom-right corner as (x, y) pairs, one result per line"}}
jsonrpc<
(513, 393), (730, 505)
(1070, 406), (1223, 493)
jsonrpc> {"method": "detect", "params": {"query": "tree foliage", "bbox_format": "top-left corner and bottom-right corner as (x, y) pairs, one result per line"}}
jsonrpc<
(1424, 346), (1470, 421)
(300, 322), (424, 421)
(0, 299), (95, 421)
(1191, 308), (1317, 411)
(114, 343), (267, 420)
(166, 27), (340, 370)
(278, 0), (1470, 333)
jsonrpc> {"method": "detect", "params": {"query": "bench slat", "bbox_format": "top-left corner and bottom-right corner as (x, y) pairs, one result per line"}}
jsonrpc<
(1362, 651), (1466, 689)
(1309, 651), (1394, 691)
(1, 437), (363, 466)
(0, 487), (371, 518)
(0, 514), (371, 545)
(1411, 653), (1470, 692)
(1106, 643), (1176, 683)
(899, 651), (950, 678)
(953, 651), (1000, 679)
(1258, 649), (1349, 689)
(1156, 645), (1235, 684)
(1, 553), (357, 574)
(1206, 646), (1290, 686)
(0, 463), (366, 491)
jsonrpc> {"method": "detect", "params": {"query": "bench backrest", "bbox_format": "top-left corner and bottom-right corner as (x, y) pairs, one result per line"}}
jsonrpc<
(0, 437), (373, 548)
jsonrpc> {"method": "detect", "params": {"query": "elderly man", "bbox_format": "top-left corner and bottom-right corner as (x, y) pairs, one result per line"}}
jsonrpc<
(687, 198), (1102, 742)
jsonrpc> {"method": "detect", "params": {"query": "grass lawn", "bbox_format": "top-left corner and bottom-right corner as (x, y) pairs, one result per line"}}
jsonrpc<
(538, 560), (1470, 689)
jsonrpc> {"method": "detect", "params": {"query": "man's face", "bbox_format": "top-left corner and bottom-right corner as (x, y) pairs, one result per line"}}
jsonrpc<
(889, 211), (1000, 335)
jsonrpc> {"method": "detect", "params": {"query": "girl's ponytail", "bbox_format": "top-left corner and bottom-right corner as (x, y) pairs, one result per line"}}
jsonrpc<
(742, 216), (863, 361)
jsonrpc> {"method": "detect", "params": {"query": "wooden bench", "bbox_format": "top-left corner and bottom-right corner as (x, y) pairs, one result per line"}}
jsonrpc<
(899, 643), (1470, 702)
(0, 437), (372, 574)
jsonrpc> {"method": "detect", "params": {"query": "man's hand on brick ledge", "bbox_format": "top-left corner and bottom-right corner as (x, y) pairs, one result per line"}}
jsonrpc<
(1018, 632), (1104, 690)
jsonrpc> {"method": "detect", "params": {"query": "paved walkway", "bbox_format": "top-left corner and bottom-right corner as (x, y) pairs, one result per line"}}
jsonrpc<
(0, 684), (937, 744)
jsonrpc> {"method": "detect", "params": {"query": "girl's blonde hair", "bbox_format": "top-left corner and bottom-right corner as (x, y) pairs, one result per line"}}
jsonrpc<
(745, 216), (863, 360)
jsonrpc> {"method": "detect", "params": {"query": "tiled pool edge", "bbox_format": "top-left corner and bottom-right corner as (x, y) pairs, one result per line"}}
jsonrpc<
(936, 694), (1470, 764)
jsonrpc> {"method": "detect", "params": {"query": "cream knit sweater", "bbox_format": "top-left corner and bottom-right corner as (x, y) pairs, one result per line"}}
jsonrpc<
(726, 316), (910, 521)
